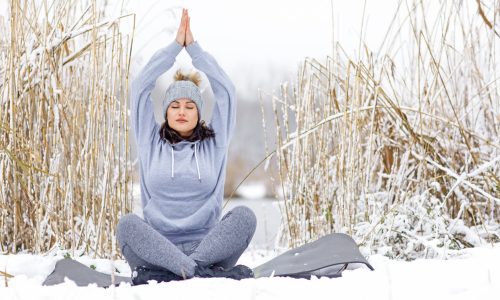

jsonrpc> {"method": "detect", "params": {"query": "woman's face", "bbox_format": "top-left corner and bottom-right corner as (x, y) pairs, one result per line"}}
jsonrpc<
(166, 98), (199, 137)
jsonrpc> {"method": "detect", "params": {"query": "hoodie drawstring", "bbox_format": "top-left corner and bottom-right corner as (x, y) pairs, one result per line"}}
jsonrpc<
(170, 143), (201, 181)
(194, 143), (201, 181)
(171, 146), (175, 178)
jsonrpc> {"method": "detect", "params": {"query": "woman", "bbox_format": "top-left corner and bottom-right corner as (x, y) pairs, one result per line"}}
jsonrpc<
(117, 8), (257, 285)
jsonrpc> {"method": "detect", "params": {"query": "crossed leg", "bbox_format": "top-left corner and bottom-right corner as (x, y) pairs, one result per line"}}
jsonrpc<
(117, 206), (257, 278)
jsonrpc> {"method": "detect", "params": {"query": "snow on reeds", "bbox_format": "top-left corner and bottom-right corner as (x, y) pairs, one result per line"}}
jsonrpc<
(0, 0), (134, 258)
(265, 1), (499, 259)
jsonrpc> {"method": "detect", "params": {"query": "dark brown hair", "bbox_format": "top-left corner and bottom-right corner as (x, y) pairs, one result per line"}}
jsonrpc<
(159, 120), (215, 144)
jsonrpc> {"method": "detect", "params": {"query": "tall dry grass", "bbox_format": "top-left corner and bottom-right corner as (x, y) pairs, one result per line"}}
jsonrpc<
(265, 1), (499, 258)
(0, 0), (133, 258)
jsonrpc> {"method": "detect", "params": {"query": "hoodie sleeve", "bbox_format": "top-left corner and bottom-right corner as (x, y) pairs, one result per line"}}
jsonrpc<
(185, 41), (236, 148)
(130, 41), (183, 146)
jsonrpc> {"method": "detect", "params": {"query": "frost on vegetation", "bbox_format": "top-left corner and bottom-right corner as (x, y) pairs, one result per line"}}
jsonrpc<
(0, 0), (134, 258)
(265, 1), (500, 260)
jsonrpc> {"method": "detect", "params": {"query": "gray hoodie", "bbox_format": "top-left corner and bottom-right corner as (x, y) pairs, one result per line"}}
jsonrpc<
(130, 41), (236, 244)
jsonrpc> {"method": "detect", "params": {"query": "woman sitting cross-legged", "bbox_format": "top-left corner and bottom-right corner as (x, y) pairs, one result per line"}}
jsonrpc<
(117, 8), (256, 285)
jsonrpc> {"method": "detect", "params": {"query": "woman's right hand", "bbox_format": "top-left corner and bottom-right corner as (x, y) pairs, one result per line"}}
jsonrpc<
(175, 8), (188, 46)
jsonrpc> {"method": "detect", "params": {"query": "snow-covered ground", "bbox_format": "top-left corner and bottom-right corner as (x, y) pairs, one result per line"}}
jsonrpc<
(2, 196), (499, 299)
(0, 243), (499, 300)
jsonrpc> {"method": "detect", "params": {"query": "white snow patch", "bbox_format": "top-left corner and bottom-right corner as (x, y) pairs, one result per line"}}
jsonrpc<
(236, 183), (267, 199)
(0, 244), (499, 300)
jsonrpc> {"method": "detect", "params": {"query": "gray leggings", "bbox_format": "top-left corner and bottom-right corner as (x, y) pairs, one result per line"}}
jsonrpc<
(116, 206), (256, 278)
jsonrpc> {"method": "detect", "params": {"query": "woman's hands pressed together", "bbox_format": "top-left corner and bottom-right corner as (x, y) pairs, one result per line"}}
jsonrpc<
(176, 8), (194, 47)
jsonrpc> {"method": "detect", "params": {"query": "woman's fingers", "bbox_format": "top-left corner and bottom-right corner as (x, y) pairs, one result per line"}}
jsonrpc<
(185, 12), (194, 45)
(175, 8), (194, 46)
(175, 8), (187, 46)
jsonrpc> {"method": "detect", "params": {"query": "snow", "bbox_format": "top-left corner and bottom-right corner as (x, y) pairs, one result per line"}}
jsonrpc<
(0, 1), (498, 299)
(1, 244), (499, 300)
(235, 183), (267, 199)
(223, 198), (281, 250)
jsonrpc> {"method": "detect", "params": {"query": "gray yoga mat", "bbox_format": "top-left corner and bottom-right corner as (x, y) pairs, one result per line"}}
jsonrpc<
(43, 233), (373, 286)
(252, 233), (374, 278)
(43, 259), (131, 287)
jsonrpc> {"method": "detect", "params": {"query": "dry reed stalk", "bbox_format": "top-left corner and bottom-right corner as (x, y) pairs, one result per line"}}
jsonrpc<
(0, 0), (133, 258)
(265, 1), (500, 257)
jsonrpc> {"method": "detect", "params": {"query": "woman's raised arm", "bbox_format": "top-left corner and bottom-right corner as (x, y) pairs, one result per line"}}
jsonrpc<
(130, 10), (189, 146)
(184, 11), (237, 148)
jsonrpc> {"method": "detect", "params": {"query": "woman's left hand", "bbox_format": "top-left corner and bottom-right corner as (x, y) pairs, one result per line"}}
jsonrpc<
(185, 9), (194, 46)
(176, 8), (188, 46)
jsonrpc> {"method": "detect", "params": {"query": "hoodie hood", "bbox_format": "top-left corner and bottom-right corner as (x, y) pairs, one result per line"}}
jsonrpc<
(168, 140), (202, 180)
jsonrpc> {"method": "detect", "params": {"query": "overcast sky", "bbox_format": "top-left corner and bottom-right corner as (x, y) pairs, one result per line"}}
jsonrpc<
(122, 0), (401, 98)
(0, 0), (402, 97)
